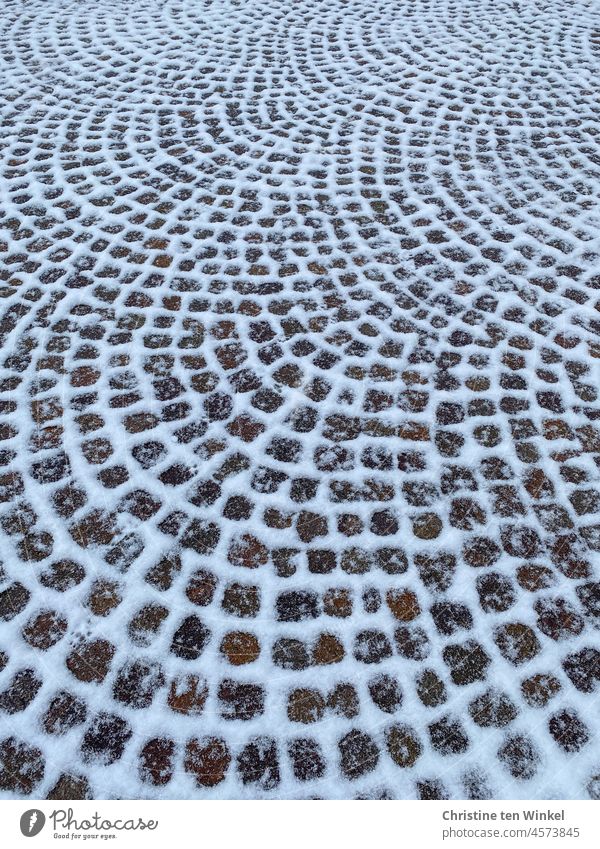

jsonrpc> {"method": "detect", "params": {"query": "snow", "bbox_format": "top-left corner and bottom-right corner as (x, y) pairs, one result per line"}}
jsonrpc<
(0, 0), (600, 800)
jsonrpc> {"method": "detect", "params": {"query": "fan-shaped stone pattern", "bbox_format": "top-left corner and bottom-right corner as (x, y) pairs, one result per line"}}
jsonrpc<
(1, 0), (600, 801)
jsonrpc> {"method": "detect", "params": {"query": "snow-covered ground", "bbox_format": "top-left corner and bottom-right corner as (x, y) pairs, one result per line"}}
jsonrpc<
(1, 0), (600, 800)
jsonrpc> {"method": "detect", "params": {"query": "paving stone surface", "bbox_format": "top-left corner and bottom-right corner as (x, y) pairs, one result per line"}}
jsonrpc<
(1, 0), (600, 799)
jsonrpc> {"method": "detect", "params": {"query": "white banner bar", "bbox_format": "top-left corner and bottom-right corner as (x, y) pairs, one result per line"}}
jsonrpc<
(0, 800), (596, 849)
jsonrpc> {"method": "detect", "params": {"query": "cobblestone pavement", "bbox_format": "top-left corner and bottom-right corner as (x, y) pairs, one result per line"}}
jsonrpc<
(1, 0), (600, 800)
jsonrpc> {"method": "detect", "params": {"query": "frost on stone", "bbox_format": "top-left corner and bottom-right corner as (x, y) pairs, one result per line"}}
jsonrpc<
(1, 0), (600, 801)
